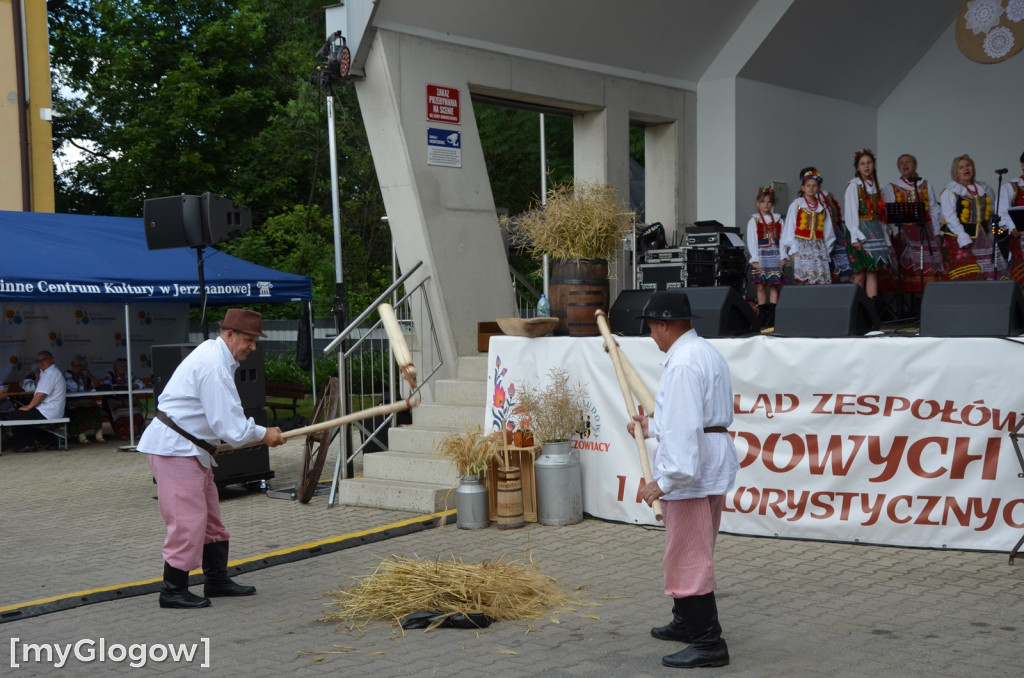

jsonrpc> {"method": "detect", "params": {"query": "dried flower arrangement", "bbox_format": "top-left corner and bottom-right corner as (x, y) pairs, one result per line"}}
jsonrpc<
(436, 425), (504, 477)
(515, 367), (588, 443)
(511, 181), (634, 262)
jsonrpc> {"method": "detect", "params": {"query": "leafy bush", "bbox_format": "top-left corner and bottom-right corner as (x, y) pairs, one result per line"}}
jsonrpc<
(264, 350), (388, 396)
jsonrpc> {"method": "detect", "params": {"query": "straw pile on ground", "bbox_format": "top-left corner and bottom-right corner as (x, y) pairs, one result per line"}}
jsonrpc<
(322, 554), (585, 632)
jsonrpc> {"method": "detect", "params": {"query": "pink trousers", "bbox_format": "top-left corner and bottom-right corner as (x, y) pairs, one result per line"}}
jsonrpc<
(147, 454), (230, 571)
(662, 495), (724, 598)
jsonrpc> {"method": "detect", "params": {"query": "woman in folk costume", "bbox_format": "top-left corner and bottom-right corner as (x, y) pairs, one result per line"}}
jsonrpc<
(939, 154), (1008, 280)
(745, 186), (787, 328)
(801, 166), (853, 283)
(781, 169), (835, 285)
(996, 150), (1024, 286)
(881, 153), (946, 292)
(844, 149), (894, 314)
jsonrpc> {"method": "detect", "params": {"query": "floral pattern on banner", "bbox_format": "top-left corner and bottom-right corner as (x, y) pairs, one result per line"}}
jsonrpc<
(490, 355), (517, 433)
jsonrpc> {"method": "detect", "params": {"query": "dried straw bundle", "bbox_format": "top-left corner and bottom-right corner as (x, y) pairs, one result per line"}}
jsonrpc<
(515, 367), (588, 443)
(323, 554), (581, 631)
(513, 181), (634, 262)
(436, 425), (504, 477)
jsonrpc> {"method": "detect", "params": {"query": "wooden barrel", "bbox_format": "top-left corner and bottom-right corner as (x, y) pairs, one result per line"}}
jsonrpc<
(495, 467), (525, 530)
(566, 288), (607, 336)
(550, 259), (609, 336)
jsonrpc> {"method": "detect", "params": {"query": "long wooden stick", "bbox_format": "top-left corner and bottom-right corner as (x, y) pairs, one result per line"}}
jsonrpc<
(378, 302), (417, 389)
(214, 395), (421, 453)
(604, 336), (655, 416)
(594, 310), (662, 521)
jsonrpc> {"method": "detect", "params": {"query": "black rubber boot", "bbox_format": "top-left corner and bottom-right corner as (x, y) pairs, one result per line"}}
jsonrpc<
(661, 592), (729, 669)
(651, 597), (691, 642)
(766, 302), (777, 328)
(203, 541), (256, 597)
(757, 304), (770, 329)
(159, 562), (211, 609)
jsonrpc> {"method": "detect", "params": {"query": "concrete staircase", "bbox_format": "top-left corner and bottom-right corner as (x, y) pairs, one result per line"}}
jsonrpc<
(335, 355), (488, 512)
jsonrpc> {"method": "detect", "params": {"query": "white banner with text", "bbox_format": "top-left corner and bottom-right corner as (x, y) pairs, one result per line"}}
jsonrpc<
(486, 335), (1024, 551)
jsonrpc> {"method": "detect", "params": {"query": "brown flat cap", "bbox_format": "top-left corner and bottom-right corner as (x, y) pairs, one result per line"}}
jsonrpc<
(219, 308), (267, 337)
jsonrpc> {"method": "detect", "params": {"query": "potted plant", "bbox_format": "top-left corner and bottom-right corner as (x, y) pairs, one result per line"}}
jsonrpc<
(512, 181), (634, 336)
(437, 426), (503, 529)
(515, 367), (588, 526)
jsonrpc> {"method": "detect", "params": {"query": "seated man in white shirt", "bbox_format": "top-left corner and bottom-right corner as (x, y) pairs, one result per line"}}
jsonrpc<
(5, 351), (67, 452)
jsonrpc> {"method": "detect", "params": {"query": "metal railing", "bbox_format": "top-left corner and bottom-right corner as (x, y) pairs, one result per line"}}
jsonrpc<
(321, 260), (444, 507)
(510, 265), (541, 318)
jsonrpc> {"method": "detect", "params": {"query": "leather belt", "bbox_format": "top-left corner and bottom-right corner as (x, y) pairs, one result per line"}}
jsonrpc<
(703, 426), (729, 434)
(156, 410), (218, 455)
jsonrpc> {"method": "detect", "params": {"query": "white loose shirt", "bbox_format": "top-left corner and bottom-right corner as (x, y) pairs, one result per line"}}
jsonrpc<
(35, 363), (67, 420)
(998, 177), (1024, 234)
(745, 212), (783, 265)
(648, 330), (738, 500)
(137, 337), (266, 468)
(882, 177), (943, 235)
(780, 197), (836, 259)
(844, 178), (891, 245)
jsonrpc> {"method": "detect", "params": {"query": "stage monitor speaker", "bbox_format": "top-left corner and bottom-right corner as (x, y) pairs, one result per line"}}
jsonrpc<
(774, 285), (879, 337)
(144, 195), (204, 250)
(919, 280), (1024, 336)
(144, 193), (253, 249)
(609, 287), (758, 338)
(610, 289), (653, 336)
(685, 286), (759, 338)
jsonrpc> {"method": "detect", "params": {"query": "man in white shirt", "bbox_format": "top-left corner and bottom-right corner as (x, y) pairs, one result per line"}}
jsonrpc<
(628, 290), (738, 669)
(138, 309), (286, 609)
(8, 351), (67, 452)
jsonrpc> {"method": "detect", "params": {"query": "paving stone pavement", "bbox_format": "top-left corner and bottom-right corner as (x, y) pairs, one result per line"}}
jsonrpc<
(2, 439), (1024, 676)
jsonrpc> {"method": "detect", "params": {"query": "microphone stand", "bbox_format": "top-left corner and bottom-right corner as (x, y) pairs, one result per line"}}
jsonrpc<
(910, 175), (928, 312)
(991, 169), (1008, 280)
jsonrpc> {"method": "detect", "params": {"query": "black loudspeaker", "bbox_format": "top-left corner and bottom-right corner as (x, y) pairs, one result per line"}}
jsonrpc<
(919, 281), (1024, 336)
(684, 287), (759, 338)
(144, 193), (252, 250)
(202, 194), (253, 245)
(151, 344), (197, 399)
(144, 196), (204, 250)
(151, 342), (265, 408)
(610, 289), (654, 336)
(609, 287), (758, 338)
(774, 285), (880, 337)
(213, 405), (274, 488)
(235, 343), (266, 409)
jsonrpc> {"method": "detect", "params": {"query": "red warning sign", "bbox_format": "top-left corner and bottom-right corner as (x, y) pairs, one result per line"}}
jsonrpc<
(426, 84), (460, 124)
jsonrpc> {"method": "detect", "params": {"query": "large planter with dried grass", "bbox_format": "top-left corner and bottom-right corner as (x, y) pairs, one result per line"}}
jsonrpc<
(516, 368), (588, 525)
(436, 427), (503, 529)
(513, 181), (634, 336)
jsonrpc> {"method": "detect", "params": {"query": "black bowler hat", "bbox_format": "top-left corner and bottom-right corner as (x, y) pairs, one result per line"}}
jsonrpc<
(635, 289), (696, 321)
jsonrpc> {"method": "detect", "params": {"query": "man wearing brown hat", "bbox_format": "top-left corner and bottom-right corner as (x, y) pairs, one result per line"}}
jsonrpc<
(627, 290), (738, 668)
(138, 308), (286, 609)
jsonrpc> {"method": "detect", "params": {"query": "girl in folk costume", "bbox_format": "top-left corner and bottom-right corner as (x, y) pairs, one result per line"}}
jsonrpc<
(801, 166), (853, 283)
(939, 154), (1008, 280)
(881, 153), (946, 292)
(781, 169), (835, 285)
(996, 150), (1024, 286)
(745, 186), (787, 328)
(844, 149), (893, 313)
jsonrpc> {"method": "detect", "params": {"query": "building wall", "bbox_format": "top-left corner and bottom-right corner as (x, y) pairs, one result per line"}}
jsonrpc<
(878, 22), (1024, 191)
(0, 0), (55, 212)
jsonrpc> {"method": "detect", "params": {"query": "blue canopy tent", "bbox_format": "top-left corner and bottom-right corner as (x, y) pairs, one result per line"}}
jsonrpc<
(0, 210), (314, 444)
(0, 210), (311, 303)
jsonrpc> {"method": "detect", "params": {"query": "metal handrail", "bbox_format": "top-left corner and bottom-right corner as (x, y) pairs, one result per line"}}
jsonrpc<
(510, 265), (541, 318)
(322, 260), (424, 354)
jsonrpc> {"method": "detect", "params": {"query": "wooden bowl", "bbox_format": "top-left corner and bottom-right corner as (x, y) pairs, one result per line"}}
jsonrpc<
(496, 317), (559, 338)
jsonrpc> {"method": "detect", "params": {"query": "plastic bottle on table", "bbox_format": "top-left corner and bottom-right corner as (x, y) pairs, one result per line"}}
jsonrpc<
(536, 294), (551, 318)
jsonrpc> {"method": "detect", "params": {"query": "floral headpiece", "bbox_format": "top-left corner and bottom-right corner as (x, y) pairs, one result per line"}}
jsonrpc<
(757, 185), (776, 200)
(853, 148), (876, 166)
(800, 169), (822, 185)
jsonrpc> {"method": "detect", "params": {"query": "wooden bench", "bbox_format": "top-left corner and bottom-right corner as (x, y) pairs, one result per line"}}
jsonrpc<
(0, 417), (71, 455)
(264, 380), (308, 424)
